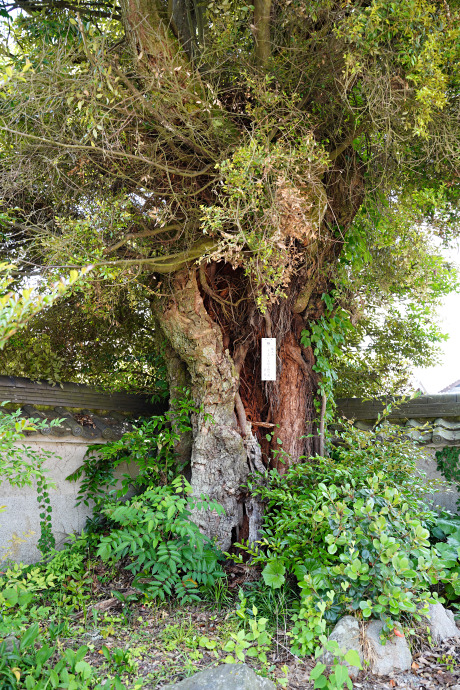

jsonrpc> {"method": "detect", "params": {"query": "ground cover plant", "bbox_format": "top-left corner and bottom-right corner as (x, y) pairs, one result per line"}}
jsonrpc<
(236, 422), (459, 651)
(4, 408), (460, 689)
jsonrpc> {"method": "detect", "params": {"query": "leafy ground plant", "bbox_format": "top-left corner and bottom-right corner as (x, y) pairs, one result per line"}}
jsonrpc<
(0, 623), (124, 690)
(236, 422), (450, 652)
(430, 513), (460, 606)
(96, 476), (225, 603)
(310, 637), (362, 690)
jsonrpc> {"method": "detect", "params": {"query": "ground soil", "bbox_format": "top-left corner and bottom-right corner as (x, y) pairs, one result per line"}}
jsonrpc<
(63, 590), (460, 689)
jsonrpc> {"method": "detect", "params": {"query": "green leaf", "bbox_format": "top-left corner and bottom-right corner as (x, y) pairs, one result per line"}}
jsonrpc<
(314, 676), (328, 688)
(20, 623), (40, 650)
(310, 663), (327, 680)
(333, 663), (352, 686)
(262, 560), (286, 589)
(344, 649), (362, 669)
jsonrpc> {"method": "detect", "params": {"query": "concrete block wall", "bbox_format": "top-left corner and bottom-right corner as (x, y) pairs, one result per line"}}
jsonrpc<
(1, 439), (137, 564)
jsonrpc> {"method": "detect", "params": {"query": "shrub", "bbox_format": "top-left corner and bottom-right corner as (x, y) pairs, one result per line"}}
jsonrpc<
(67, 390), (198, 509)
(238, 422), (450, 652)
(429, 513), (460, 604)
(96, 476), (225, 603)
(0, 623), (124, 690)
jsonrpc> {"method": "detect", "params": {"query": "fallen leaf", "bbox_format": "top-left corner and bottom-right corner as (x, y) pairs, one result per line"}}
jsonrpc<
(412, 662), (419, 670)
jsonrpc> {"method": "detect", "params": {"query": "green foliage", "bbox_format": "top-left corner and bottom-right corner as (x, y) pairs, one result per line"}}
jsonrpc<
(435, 448), (460, 512)
(301, 293), (354, 415)
(310, 637), (361, 690)
(201, 125), (328, 311)
(430, 514), (460, 603)
(236, 422), (448, 654)
(223, 591), (289, 686)
(339, 0), (459, 138)
(67, 391), (196, 508)
(0, 405), (64, 555)
(0, 624), (125, 689)
(333, 189), (459, 397)
(0, 264), (91, 350)
(0, 295), (169, 395)
(95, 476), (225, 603)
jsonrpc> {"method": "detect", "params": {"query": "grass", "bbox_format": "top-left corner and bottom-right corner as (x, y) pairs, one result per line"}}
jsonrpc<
(0, 557), (294, 688)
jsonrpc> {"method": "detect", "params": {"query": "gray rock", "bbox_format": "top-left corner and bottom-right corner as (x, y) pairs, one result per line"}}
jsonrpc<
(162, 664), (276, 690)
(2, 635), (19, 653)
(364, 620), (412, 676)
(321, 615), (363, 679)
(425, 603), (460, 643)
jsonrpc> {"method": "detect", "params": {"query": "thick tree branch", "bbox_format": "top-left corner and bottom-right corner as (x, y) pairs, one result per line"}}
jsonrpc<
(104, 224), (182, 254)
(253, 0), (271, 68)
(97, 238), (218, 272)
(0, 125), (213, 178)
(328, 123), (367, 163)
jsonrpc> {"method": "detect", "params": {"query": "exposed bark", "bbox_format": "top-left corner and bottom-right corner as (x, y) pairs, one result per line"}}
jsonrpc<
(270, 331), (316, 471)
(120, 0), (168, 61)
(253, 0), (272, 68)
(155, 268), (249, 550)
(168, 0), (205, 61)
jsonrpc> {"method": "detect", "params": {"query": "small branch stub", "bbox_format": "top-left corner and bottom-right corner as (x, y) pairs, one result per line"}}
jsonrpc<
(261, 338), (276, 381)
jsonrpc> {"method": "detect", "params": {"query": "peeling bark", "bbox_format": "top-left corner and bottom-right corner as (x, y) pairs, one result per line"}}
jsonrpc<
(270, 331), (315, 471)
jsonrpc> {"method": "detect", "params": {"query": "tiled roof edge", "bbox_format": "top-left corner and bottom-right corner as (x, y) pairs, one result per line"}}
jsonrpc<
(0, 376), (162, 415)
(336, 394), (460, 421)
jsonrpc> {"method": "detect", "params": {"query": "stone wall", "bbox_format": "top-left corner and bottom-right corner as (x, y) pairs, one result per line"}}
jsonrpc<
(416, 446), (460, 513)
(337, 396), (460, 516)
(1, 438), (137, 564)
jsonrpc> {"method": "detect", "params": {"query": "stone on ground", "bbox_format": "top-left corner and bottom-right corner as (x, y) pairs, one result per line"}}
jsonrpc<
(2, 635), (19, 653)
(321, 615), (363, 679)
(162, 664), (276, 689)
(425, 603), (460, 643)
(364, 620), (412, 676)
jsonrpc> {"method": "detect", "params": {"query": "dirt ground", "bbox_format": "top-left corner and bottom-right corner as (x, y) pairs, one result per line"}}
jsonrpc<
(66, 595), (460, 689)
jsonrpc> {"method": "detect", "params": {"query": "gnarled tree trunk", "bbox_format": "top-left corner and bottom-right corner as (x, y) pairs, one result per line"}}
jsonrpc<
(155, 269), (250, 549)
(154, 265), (323, 549)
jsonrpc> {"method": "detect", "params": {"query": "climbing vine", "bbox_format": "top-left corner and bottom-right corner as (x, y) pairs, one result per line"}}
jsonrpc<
(300, 293), (354, 417)
(0, 406), (62, 555)
(67, 391), (202, 509)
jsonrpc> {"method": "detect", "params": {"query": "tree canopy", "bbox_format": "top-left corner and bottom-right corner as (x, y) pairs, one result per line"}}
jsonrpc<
(0, 0), (459, 544)
(0, 0), (458, 395)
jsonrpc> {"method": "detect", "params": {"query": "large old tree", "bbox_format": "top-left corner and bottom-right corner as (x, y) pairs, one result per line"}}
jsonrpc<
(0, 0), (459, 547)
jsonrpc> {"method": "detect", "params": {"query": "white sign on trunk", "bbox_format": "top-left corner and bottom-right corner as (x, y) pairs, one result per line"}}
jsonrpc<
(261, 338), (277, 381)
